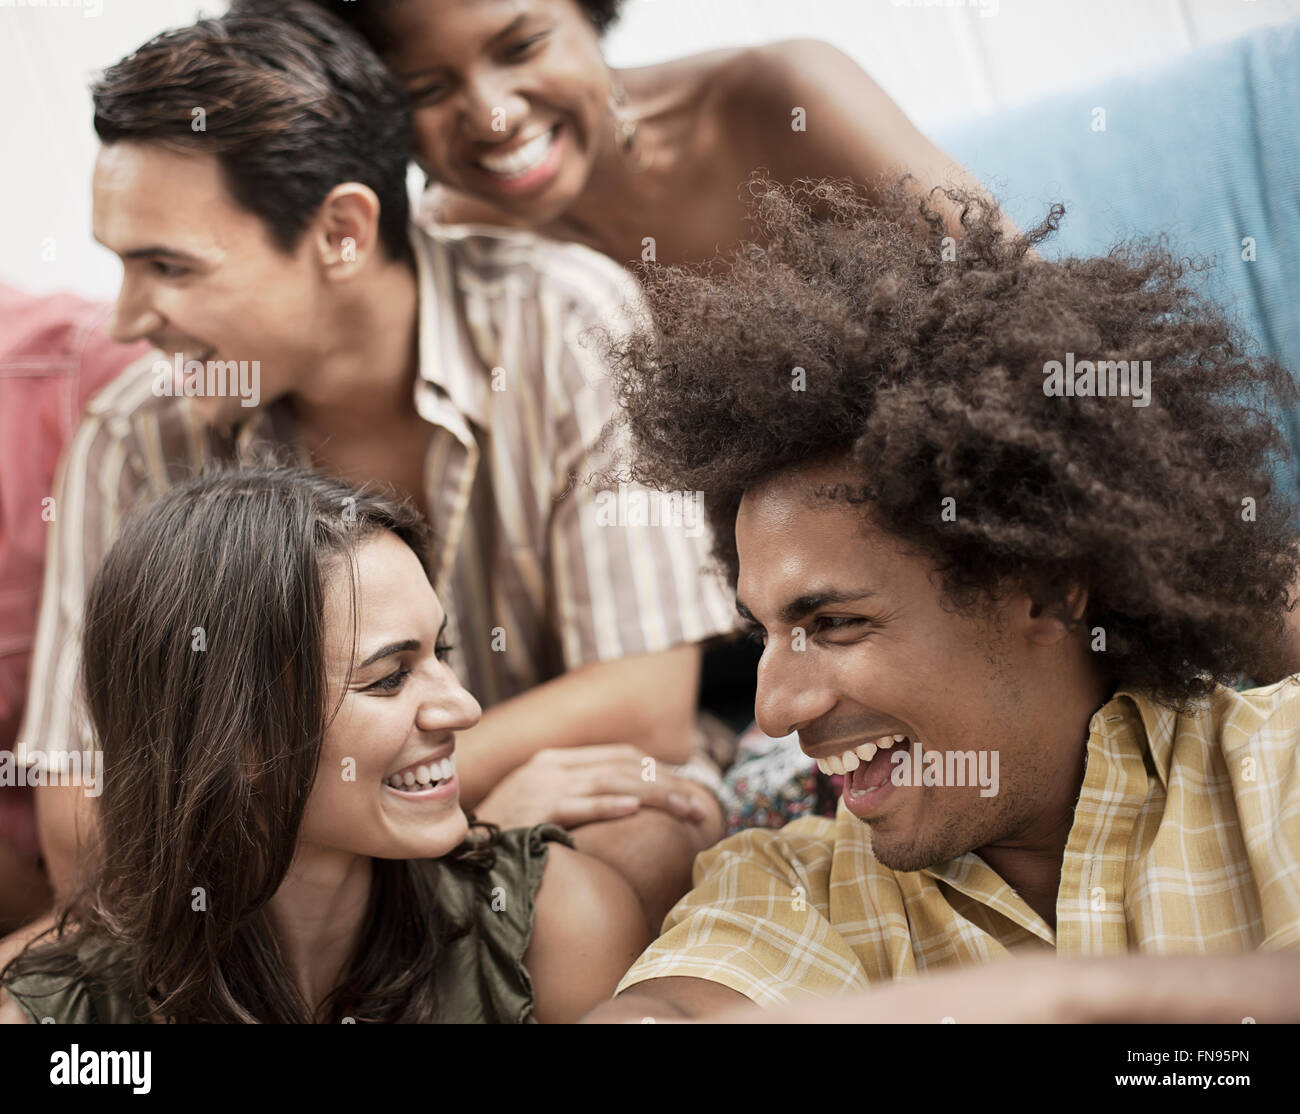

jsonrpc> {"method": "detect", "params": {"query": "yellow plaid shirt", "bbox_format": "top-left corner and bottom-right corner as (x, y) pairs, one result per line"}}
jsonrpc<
(617, 679), (1300, 1005)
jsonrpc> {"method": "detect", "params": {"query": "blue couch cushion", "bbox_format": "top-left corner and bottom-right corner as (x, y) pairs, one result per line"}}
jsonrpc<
(934, 21), (1300, 497)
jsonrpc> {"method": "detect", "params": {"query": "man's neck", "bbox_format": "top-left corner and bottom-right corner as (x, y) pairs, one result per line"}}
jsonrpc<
(268, 847), (372, 1018)
(290, 256), (420, 440)
(975, 674), (1114, 930)
(975, 754), (1086, 929)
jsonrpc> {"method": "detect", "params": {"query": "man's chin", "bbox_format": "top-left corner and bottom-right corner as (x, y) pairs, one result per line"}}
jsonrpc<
(864, 820), (975, 874)
(188, 396), (261, 431)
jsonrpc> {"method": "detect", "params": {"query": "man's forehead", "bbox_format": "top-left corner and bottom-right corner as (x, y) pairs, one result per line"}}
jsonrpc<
(92, 143), (232, 254)
(736, 466), (887, 603)
(93, 141), (221, 190)
(737, 464), (865, 535)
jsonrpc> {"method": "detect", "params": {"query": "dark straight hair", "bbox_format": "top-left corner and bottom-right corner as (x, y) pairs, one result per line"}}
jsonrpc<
(2, 464), (495, 1023)
(92, 2), (414, 263)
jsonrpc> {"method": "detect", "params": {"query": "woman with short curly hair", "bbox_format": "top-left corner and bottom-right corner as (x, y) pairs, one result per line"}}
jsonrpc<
(267, 0), (1013, 266)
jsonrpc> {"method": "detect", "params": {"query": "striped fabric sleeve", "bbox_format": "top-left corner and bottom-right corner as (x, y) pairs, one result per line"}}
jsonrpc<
(542, 261), (739, 672)
(614, 825), (871, 1007)
(18, 361), (165, 759)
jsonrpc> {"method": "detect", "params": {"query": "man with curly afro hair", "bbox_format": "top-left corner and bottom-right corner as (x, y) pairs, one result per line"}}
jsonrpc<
(585, 178), (1300, 1023)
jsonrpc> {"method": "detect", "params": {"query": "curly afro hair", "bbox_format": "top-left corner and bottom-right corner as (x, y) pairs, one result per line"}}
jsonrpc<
(276, 0), (624, 49)
(610, 176), (1300, 707)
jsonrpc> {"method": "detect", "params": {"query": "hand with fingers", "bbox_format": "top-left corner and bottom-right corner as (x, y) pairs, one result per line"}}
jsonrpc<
(472, 744), (712, 831)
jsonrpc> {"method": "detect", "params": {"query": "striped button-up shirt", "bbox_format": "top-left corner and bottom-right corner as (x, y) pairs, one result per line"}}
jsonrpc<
(616, 679), (1300, 1005)
(20, 225), (736, 758)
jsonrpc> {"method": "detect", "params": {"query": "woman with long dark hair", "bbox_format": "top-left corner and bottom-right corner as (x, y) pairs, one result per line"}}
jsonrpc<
(0, 465), (647, 1022)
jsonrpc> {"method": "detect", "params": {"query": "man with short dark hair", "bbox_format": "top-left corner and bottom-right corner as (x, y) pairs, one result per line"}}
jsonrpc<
(585, 179), (1300, 1022)
(24, 3), (733, 928)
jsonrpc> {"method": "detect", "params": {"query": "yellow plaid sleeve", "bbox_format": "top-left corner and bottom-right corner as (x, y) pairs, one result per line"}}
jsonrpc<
(1221, 681), (1300, 950)
(614, 820), (871, 1006)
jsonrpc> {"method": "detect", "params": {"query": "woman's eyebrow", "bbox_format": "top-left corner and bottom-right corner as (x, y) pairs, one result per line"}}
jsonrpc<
(392, 14), (533, 79)
(357, 639), (420, 669)
(355, 616), (448, 668)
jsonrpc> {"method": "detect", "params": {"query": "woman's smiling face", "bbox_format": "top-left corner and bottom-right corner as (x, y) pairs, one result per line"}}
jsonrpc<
(375, 0), (612, 224)
(297, 529), (482, 862)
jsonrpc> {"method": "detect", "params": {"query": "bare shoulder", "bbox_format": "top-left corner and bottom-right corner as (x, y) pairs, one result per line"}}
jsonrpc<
(524, 843), (650, 1023)
(531, 843), (647, 945)
(0, 991), (33, 1024)
(712, 39), (869, 105)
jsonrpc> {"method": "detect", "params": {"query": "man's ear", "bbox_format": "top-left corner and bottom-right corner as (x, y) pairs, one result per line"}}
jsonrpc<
(312, 183), (382, 278)
(1023, 583), (1089, 647)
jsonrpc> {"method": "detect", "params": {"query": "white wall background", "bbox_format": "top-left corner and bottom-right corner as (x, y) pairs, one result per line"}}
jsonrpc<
(2, 0), (1298, 300)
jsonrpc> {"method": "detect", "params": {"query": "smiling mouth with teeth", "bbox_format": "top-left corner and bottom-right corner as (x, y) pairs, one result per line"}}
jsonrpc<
(475, 125), (560, 179)
(815, 735), (910, 776)
(386, 754), (456, 793)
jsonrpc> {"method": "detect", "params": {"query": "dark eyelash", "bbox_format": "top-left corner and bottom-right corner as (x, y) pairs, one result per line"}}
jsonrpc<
(813, 616), (874, 636)
(409, 82), (448, 106)
(369, 667), (411, 693)
(435, 642), (455, 662)
(506, 33), (546, 59)
(744, 626), (767, 647)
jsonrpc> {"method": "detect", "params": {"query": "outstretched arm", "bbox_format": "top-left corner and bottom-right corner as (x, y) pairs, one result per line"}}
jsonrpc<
(729, 39), (1025, 242)
(587, 953), (1300, 1023)
(525, 844), (651, 1023)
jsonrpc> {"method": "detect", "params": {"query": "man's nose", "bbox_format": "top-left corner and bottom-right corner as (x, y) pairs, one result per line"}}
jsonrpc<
(108, 274), (163, 346)
(753, 638), (836, 740)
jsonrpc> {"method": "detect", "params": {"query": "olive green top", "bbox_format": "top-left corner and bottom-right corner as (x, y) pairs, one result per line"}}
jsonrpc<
(4, 824), (572, 1024)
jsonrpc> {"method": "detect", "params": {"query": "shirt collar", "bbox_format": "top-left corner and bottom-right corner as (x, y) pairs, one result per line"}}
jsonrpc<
(914, 686), (1174, 943)
(411, 224), (490, 428)
(1094, 688), (1177, 791)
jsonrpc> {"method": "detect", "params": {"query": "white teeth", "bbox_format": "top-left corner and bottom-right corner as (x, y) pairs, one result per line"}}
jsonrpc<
(876, 738), (894, 750)
(840, 750), (860, 772)
(855, 742), (878, 762)
(893, 734), (906, 742)
(816, 757), (832, 775)
(388, 754), (457, 792)
(478, 128), (555, 177)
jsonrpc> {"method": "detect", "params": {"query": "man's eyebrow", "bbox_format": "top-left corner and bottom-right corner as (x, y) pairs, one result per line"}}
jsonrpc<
(737, 589), (879, 627)
(393, 14), (530, 79)
(118, 246), (204, 264)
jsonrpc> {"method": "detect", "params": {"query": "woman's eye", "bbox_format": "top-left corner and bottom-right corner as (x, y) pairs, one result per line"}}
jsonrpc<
(368, 667), (411, 693)
(505, 32), (547, 60)
(408, 82), (449, 106)
(152, 261), (187, 278)
(744, 626), (767, 647)
(434, 642), (455, 663)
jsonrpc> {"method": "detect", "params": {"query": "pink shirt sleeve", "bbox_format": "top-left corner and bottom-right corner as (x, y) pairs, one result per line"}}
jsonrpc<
(0, 283), (146, 859)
